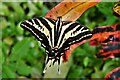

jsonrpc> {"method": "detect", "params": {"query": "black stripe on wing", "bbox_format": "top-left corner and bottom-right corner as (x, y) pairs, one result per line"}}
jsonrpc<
(20, 18), (52, 53)
(58, 22), (81, 45)
(59, 23), (92, 53)
(39, 17), (56, 48)
(61, 32), (92, 52)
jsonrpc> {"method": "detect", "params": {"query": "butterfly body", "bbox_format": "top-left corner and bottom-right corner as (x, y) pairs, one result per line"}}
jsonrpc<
(20, 16), (92, 73)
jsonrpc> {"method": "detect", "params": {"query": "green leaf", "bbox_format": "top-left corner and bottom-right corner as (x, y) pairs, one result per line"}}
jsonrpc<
(73, 47), (87, 56)
(2, 42), (9, 63)
(67, 66), (83, 78)
(96, 2), (115, 16)
(3, 3), (24, 21)
(9, 38), (30, 62)
(2, 65), (16, 78)
(83, 57), (89, 67)
(0, 3), (10, 16)
(17, 61), (32, 76)
(16, 22), (24, 35)
(82, 68), (93, 77)
(91, 71), (105, 78)
(103, 60), (116, 71)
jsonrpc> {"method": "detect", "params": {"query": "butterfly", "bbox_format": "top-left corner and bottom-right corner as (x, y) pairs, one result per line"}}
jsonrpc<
(20, 16), (92, 74)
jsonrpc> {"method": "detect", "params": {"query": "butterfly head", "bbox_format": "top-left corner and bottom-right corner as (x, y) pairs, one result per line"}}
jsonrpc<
(49, 47), (59, 58)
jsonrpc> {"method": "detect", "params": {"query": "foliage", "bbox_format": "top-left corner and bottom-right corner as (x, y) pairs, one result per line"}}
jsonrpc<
(1, 2), (120, 78)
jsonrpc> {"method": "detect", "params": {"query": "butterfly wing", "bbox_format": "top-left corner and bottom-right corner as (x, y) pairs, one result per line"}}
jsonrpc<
(20, 17), (56, 54)
(57, 21), (92, 54)
(20, 17), (92, 74)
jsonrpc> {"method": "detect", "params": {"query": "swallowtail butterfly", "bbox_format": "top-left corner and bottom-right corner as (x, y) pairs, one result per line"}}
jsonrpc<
(20, 16), (92, 74)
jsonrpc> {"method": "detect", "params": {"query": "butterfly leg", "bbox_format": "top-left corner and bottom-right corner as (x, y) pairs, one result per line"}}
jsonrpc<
(52, 56), (61, 74)
(43, 56), (50, 74)
(53, 58), (57, 65)
(57, 56), (61, 74)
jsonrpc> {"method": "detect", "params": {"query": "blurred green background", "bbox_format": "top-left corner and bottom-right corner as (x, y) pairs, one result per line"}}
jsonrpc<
(1, 2), (120, 79)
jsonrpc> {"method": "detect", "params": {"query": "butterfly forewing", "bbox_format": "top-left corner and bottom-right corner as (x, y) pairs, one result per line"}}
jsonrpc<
(20, 18), (56, 53)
